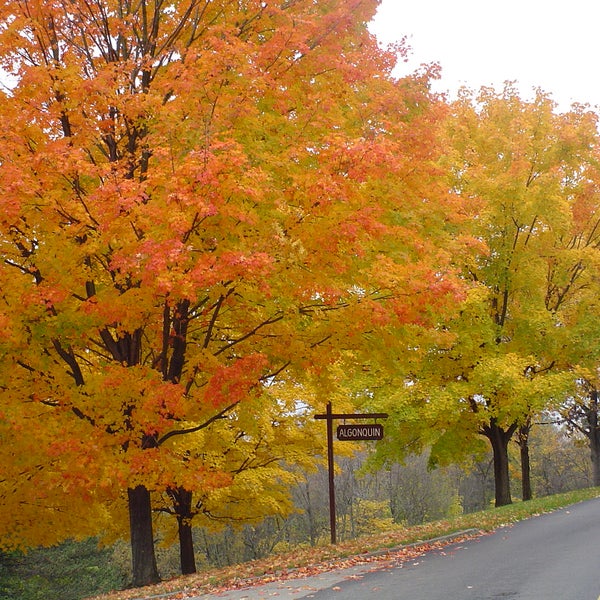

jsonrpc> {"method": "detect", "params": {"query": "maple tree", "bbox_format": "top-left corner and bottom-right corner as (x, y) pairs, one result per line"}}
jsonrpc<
(541, 146), (600, 486)
(371, 85), (600, 507)
(152, 385), (325, 574)
(0, 0), (464, 587)
(434, 86), (600, 506)
(552, 254), (600, 488)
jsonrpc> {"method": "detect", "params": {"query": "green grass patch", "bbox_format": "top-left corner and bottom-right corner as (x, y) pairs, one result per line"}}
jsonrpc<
(1, 538), (128, 600)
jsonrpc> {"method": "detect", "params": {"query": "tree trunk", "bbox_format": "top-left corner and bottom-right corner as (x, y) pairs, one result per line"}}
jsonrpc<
(169, 487), (197, 575)
(128, 485), (160, 588)
(177, 516), (196, 575)
(591, 439), (600, 487)
(517, 424), (532, 501)
(482, 419), (516, 507)
(586, 389), (600, 487)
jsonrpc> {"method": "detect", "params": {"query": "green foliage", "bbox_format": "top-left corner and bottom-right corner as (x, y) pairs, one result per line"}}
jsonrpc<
(0, 539), (127, 600)
(351, 499), (395, 535)
(369, 84), (600, 508)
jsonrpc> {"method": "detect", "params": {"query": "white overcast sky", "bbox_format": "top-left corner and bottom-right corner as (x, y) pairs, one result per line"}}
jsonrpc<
(370, 0), (600, 110)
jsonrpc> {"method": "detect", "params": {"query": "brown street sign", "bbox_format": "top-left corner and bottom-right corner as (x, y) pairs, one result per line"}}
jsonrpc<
(337, 423), (384, 441)
(314, 403), (388, 544)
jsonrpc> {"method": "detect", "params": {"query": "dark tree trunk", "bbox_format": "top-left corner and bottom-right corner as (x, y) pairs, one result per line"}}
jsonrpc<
(517, 423), (532, 501)
(585, 389), (600, 487)
(168, 486), (197, 574)
(482, 419), (517, 507)
(178, 517), (196, 575)
(161, 303), (196, 574)
(590, 444), (600, 487)
(591, 431), (600, 488)
(128, 485), (160, 588)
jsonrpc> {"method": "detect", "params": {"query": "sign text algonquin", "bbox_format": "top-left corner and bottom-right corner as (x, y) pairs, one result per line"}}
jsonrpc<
(337, 423), (384, 441)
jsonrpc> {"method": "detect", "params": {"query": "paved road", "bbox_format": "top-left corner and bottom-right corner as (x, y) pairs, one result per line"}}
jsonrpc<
(196, 497), (600, 600)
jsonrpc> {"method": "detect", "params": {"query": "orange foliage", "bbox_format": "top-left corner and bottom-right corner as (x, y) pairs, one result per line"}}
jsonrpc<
(0, 0), (466, 583)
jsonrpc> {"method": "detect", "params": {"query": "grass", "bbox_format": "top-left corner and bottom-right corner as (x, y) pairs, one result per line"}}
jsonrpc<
(88, 486), (600, 600)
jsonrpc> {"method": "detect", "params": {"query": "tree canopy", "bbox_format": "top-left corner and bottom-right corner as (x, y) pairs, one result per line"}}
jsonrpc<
(369, 85), (600, 506)
(4, 2), (600, 588)
(0, 0), (466, 586)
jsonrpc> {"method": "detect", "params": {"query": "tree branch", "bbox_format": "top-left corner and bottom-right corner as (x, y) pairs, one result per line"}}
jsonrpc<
(157, 401), (238, 446)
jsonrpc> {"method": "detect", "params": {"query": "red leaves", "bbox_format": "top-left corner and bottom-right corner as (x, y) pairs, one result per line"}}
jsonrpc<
(0, 0), (468, 568)
(189, 251), (274, 291)
(204, 353), (268, 408)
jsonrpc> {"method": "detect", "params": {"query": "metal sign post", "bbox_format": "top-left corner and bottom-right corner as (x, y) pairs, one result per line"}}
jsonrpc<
(314, 402), (388, 544)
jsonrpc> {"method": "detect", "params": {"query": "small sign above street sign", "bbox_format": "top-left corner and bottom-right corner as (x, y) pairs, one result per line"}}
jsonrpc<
(337, 423), (384, 441)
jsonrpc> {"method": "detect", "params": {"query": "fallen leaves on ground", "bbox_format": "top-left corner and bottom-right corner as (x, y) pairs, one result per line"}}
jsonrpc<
(87, 533), (479, 600)
(87, 488), (600, 600)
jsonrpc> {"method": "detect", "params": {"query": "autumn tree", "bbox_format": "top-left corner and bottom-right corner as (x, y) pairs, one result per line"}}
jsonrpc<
(153, 386), (324, 574)
(559, 381), (600, 486)
(542, 150), (600, 487)
(0, 0), (463, 587)
(436, 87), (600, 506)
(371, 85), (599, 507)
(435, 87), (600, 505)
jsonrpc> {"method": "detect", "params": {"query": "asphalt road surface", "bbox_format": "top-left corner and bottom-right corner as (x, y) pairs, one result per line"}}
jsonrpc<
(198, 497), (600, 600)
